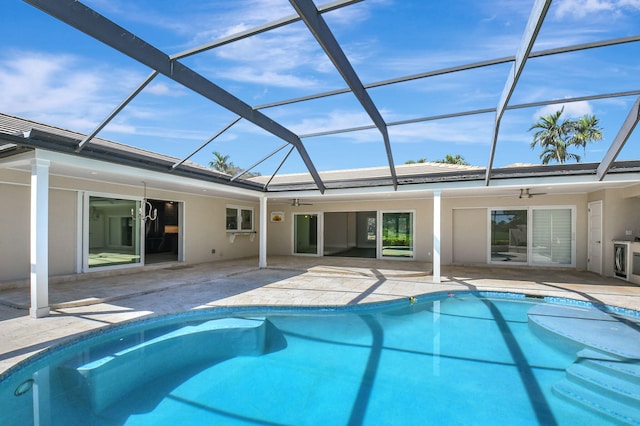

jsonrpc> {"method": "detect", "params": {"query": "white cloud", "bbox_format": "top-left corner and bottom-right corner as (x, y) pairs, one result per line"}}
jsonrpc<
(145, 82), (184, 96)
(554, 0), (640, 19)
(216, 67), (320, 89)
(0, 50), (196, 140)
(290, 110), (373, 136)
(0, 51), (132, 130)
(533, 101), (594, 119)
(210, 25), (334, 80)
(389, 119), (494, 145)
(280, 106), (496, 146)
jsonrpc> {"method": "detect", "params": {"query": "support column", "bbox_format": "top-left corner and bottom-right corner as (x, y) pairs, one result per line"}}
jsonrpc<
(30, 158), (50, 318)
(259, 195), (267, 268)
(433, 191), (441, 283)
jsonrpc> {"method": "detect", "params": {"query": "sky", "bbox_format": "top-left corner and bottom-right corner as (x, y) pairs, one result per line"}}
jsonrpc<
(1, 0), (639, 176)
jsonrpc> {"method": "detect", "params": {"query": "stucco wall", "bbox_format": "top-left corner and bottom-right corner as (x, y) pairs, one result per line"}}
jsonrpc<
(452, 208), (487, 264)
(0, 181), (30, 281)
(49, 189), (78, 276)
(266, 198), (433, 261)
(590, 185), (640, 277)
(0, 180), (78, 281)
(3, 161), (638, 282)
(441, 193), (588, 269)
(0, 172), (260, 282)
(181, 194), (260, 264)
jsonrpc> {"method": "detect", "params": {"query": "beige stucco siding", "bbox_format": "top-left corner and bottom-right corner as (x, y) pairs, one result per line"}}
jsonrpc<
(0, 179), (77, 281)
(49, 189), (78, 277)
(266, 198), (433, 261)
(3, 160), (639, 282)
(0, 172), (260, 282)
(182, 195), (260, 264)
(0, 181), (30, 281)
(590, 185), (640, 277)
(452, 208), (487, 264)
(442, 194), (588, 269)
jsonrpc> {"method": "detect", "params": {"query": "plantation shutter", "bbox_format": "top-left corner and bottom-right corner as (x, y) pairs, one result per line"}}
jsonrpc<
(532, 208), (572, 265)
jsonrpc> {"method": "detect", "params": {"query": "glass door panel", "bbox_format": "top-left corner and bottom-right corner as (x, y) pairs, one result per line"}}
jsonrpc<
(490, 210), (527, 263)
(532, 208), (572, 265)
(88, 196), (141, 268)
(381, 212), (414, 258)
(294, 214), (319, 255)
(145, 199), (180, 264)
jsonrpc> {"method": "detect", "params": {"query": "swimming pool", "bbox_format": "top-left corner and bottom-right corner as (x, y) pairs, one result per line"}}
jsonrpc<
(1, 291), (639, 425)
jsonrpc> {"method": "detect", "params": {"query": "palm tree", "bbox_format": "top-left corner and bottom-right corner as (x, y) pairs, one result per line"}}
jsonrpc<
(405, 158), (427, 164)
(209, 151), (232, 174)
(529, 108), (603, 164)
(405, 155), (470, 165)
(569, 114), (603, 155)
(209, 151), (261, 178)
(436, 154), (470, 165)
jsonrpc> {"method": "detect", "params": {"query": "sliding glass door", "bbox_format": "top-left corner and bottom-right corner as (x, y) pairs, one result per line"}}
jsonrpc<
(294, 213), (320, 255)
(381, 212), (414, 258)
(531, 208), (572, 265)
(88, 196), (141, 268)
(489, 207), (574, 266)
(490, 210), (527, 263)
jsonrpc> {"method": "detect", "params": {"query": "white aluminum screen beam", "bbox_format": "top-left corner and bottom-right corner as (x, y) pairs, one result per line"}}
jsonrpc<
(484, 0), (552, 185)
(597, 96), (640, 180)
(289, 0), (398, 189)
(24, 0), (326, 193)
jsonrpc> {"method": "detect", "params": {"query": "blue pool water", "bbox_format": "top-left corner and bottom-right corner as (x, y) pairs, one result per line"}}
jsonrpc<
(1, 292), (638, 425)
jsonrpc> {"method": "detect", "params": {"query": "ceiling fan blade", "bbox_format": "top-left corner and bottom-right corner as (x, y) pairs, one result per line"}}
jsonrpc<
(519, 188), (547, 198)
(519, 188), (531, 199)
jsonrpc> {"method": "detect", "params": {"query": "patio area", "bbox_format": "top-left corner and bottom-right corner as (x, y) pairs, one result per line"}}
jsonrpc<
(1, 256), (639, 375)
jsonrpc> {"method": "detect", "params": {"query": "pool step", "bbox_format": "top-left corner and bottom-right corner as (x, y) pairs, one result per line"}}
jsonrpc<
(579, 352), (640, 382)
(528, 304), (640, 424)
(577, 347), (626, 362)
(527, 303), (640, 360)
(552, 353), (640, 425)
(552, 381), (640, 426)
(565, 361), (640, 406)
(59, 317), (287, 413)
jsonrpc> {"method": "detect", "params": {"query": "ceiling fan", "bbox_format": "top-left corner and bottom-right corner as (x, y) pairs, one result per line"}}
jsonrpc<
(292, 198), (313, 206)
(518, 188), (546, 199)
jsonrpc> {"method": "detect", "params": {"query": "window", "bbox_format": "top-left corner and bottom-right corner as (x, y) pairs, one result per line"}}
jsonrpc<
(226, 206), (253, 231)
(241, 209), (252, 230)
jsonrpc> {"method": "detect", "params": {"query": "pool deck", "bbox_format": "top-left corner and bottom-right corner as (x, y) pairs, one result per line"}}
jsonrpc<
(0, 256), (639, 375)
